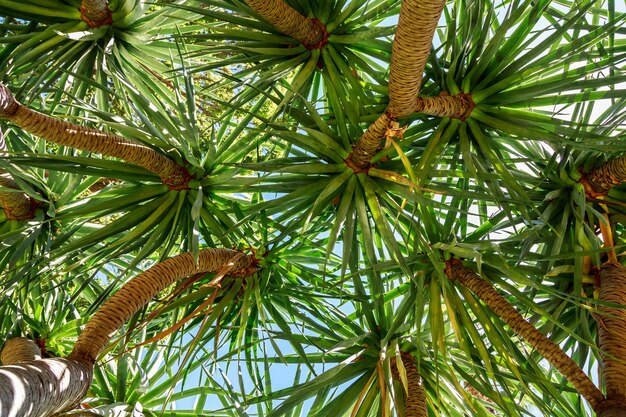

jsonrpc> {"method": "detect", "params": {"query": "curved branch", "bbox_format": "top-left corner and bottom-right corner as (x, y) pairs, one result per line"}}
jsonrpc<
(0, 84), (189, 189)
(0, 249), (256, 417)
(349, 0), (445, 167)
(445, 260), (605, 411)
(244, 0), (327, 48)
(597, 262), (626, 416)
(0, 338), (41, 365)
(388, 0), (445, 117)
(391, 352), (428, 417)
(71, 248), (256, 362)
(350, 112), (394, 169)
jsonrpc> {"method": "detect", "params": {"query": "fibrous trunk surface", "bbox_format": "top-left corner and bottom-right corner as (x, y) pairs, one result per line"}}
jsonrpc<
(584, 156), (626, 197)
(0, 84), (188, 188)
(387, 0), (446, 117)
(0, 338), (41, 365)
(244, 0), (326, 48)
(0, 172), (33, 220)
(391, 352), (428, 417)
(0, 249), (255, 417)
(350, 0), (445, 167)
(446, 260), (605, 411)
(350, 112), (394, 168)
(72, 248), (255, 362)
(598, 262), (626, 415)
(414, 94), (474, 120)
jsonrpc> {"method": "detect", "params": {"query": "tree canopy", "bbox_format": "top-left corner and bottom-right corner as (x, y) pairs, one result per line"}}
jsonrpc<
(1, 1), (626, 416)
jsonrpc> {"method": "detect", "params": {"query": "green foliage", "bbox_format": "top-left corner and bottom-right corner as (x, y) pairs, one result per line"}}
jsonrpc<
(1, 0), (626, 416)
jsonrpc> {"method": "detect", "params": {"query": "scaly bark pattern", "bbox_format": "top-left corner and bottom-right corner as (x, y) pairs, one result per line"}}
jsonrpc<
(0, 338), (41, 365)
(0, 172), (33, 220)
(597, 262), (626, 416)
(80, 0), (112, 28)
(0, 249), (256, 417)
(72, 248), (256, 361)
(584, 156), (626, 198)
(0, 356), (93, 417)
(0, 84), (188, 188)
(350, 112), (394, 169)
(350, 0), (445, 167)
(446, 260), (605, 411)
(387, 0), (446, 117)
(414, 93), (474, 120)
(391, 352), (428, 417)
(244, 0), (327, 48)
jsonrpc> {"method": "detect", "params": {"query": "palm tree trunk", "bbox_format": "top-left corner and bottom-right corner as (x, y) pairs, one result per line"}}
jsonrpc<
(445, 259), (605, 411)
(0, 84), (189, 189)
(0, 338), (41, 365)
(350, 0), (445, 168)
(0, 249), (256, 417)
(391, 352), (428, 417)
(387, 0), (446, 118)
(0, 172), (33, 220)
(72, 248), (256, 362)
(80, 0), (112, 28)
(597, 262), (626, 417)
(350, 112), (394, 169)
(415, 93), (474, 120)
(0, 356), (93, 417)
(244, 0), (327, 49)
(583, 156), (626, 198)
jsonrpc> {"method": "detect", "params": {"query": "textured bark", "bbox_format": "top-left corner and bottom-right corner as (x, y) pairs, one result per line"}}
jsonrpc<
(80, 0), (112, 28)
(0, 338), (41, 365)
(350, 112), (395, 169)
(391, 352), (428, 417)
(598, 263), (626, 411)
(244, 0), (327, 48)
(598, 402), (626, 417)
(0, 84), (188, 188)
(0, 356), (93, 417)
(583, 156), (626, 198)
(350, 0), (445, 167)
(0, 172), (33, 220)
(72, 248), (256, 362)
(414, 93), (474, 120)
(445, 260), (605, 411)
(387, 0), (446, 117)
(0, 249), (255, 417)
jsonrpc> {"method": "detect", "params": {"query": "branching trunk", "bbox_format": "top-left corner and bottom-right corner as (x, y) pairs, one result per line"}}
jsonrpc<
(350, 112), (394, 169)
(0, 249), (256, 417)
(80, 0), (112, 28)
(445, 260), (605, 411)
(391, 352), (428, 417)
(597, 262), (626, 417)
(0, 84), (189, 189)
(0, 172), (33, 220)
(72, 248), (256, 362)
(387, 0), (445, 118)
(244, 0), (327, 48)
(350, 0), (444, 168)
(414, 93), (474, 120)
(0, 338), (41, 365)
(583, 156), (626, 198)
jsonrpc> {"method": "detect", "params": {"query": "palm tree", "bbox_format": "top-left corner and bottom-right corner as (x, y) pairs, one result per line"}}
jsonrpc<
(1, 0), (626, 416)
